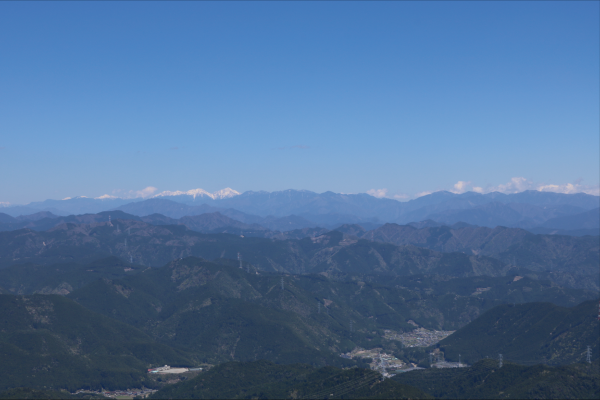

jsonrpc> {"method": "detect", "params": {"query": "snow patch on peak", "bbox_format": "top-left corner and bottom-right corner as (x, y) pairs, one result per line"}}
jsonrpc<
(213, 187), (241, 199)
(155, 190), (196, 197)
(185, 189), (214, 198)
(95, 194), (118, 200)
(0, 202), (10, 207)
(153, 188), (240, 200)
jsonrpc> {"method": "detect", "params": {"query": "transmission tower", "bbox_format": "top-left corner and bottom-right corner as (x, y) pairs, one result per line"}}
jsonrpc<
(124, 238), (127, 247)
(587, 346), (592, 364)
(238, 253), (242, 269)
(499, 354), (503, 368)
(429, 353), (433, 365)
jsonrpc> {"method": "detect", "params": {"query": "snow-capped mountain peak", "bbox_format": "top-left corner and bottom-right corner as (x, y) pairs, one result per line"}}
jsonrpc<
(153, 189), (211, 198)
(152, 188), (240, 200)
(213, 187), (241, 199)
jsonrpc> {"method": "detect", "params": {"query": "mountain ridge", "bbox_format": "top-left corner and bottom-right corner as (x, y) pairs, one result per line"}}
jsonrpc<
(5, 190), (598, 225)
(1, 214), (598, 290)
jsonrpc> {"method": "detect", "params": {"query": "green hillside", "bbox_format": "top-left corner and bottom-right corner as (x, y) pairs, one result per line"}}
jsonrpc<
(362, 273), (597, 309)
(0, 294), (191, 392)
(0, 387), (103, 399)
(358, 223), (600, 291)
(0, 222), (516, 278)
(496, 234), (600, 291)
(2, 219), (597, 290)
(393, 358), (600, 399)
(67, 258), (374, 366)
(0, 257), (143, 295)
(65, 257), (597, 366)
(437, 300), (600, 365)
(149, 360), (432, 399)
(361, 224), (531, 255)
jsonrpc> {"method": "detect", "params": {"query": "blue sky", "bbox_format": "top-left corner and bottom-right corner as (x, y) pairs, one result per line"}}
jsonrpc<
(1, 1), (598, 204)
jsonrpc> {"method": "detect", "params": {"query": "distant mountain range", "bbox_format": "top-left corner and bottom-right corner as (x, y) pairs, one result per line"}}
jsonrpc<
(0, 191), (598, 290)
(153, 187), (240, 200)
(1, 188), (598, 397)
(0, 211), (598, 291)
(3, 189), (597, 235)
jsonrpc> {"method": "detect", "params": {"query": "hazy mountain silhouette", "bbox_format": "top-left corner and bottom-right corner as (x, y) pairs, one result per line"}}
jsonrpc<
(6, 190), (598, 229)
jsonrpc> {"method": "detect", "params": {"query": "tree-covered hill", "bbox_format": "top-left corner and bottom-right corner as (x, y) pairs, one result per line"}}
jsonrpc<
(149, 360), (432, 399)
(67, 257), (386, 366)
(1, 253), (592, 323)
(0, 387), (103, 399)
(360, 273), (597, 311)
(360, 223), (600, 290)
(437, 300), (600, 366)
(64, 257), (597, 366)
(0, 211), (140, 232)
(0, 256), (143, 295)
(393, 358), (599, 399)
(494, 234), (600, 290)
(540, 207), (600, 230)
(0, 294), (191, 392)
(1, 213), (597, 289)
(0, 221), (512, 278)
(361, 223), (531, 254)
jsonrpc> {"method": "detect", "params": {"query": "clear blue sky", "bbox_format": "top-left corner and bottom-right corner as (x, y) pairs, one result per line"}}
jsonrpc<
(1, 1), (598, 204)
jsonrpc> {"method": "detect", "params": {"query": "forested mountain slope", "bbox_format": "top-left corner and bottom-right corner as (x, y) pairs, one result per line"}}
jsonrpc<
(0, 256), (143, 295)
(0, 294), (191, 391)
(149, 360), (432, 399)
(437, 300), (600, 365)
(2, 208), (597, 288)
(540, 207), (600, 230)
(0, 222), (509, 277)
(359, 223), (600, 290)
(68, 258), (371, 366)
(393, 358), (599, 399)
(0, 211), (140, 232)
(64, 257), (597, 365)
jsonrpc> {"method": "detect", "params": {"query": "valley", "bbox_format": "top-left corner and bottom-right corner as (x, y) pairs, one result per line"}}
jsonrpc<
(3, 2), (598, 397)
(0, 190), (597, 398)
